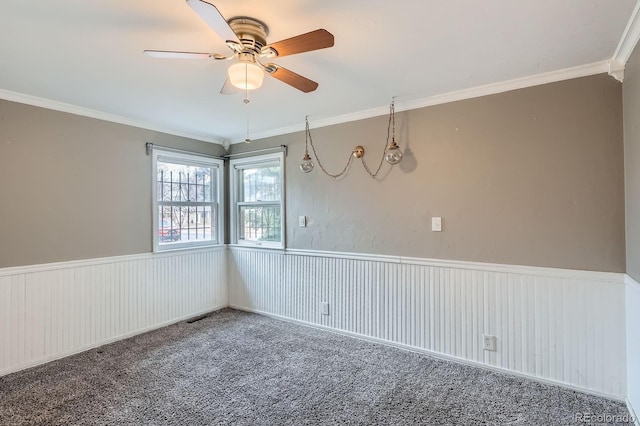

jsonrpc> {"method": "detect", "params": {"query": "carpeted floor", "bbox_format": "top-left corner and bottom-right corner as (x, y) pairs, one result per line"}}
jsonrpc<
(0, 308), (632, 425)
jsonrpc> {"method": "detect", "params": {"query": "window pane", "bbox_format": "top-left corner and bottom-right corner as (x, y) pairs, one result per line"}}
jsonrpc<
(153, 151), (223, 252)
(158, 206), (182, 244)
(159, 205), (216, 245)
(239, 205), (281, 242)
(231, 153), (283, 248)
(157, 161), (214, 203)
(240, 166), (281, 202)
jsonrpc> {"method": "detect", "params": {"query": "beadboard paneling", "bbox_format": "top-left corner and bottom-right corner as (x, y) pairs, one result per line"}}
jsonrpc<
(0, 248), (227, 376)
(627, 275), (640, 422)
(228, 247), (626, 399)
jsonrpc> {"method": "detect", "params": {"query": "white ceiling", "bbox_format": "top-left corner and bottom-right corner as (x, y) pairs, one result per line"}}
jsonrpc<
(0, 0), (637, 145)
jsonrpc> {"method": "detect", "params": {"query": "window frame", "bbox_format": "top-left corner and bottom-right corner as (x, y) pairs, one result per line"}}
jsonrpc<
(230, 151), (285, 249)
(152, 149), (225, 253)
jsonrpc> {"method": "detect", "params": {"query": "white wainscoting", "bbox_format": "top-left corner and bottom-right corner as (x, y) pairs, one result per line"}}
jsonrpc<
(626, 274), (640, 424)
(0, 247), (227, 376)
(228, 247), (627, 399)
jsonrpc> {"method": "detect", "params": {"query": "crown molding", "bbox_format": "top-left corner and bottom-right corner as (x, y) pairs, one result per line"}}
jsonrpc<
(612, 0), (640, 80)
(230, 60), (610, 144)
(398, 61), (610, 111)
(0, 58), (615, 147)
(0, 88), (225, 145)
(609, 59), (626, 82)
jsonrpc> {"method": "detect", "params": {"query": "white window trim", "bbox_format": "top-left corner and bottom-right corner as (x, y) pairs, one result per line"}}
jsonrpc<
(230, 151), (285, 249)
(152, 149), (225, 253)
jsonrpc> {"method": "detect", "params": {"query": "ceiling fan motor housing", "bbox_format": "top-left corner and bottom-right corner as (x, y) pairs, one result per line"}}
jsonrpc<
(228, 18), (269, 55)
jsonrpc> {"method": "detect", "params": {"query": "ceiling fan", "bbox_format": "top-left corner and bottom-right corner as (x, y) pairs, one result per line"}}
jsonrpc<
(144, 0), (334, 94)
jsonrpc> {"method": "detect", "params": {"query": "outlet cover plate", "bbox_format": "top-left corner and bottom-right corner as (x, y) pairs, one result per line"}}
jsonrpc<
(321, 302), (329, 315)
(483, 334), (497, 351)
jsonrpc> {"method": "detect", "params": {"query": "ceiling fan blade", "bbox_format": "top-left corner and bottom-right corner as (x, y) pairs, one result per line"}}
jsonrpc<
(266, 65), (318, 93)
(265, 29), (334, 58)
(220, 77), (239, 95)
(144, 50), (227, 59)
(186, 0), (240, 44)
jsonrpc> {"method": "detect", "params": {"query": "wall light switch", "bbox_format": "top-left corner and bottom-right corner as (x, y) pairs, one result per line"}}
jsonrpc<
(432, 217), (442, 232)
(299, 215), (307, 227)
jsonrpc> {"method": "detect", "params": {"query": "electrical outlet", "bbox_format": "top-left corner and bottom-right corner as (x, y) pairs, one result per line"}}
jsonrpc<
(483, 334), (497, 351)
(299, 215), (307, 227)
(321, 302), (329, 316)
(432, 217), (442, 232)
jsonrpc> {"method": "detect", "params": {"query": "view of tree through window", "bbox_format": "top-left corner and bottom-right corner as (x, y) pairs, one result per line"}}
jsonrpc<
(238, 165), (281, 243)
(156, 159), (219, 247)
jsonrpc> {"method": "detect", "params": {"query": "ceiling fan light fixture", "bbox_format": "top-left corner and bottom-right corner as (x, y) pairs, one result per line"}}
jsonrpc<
(145, 2), (334, 94)
(228, 62), (264, 90)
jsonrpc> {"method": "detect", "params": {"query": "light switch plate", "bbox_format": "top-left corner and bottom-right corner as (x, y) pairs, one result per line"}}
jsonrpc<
(432, 217), (442, 232)
(299, 215), (307, 227)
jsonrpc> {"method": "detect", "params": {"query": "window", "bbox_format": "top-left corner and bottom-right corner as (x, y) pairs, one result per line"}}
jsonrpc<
(152, 149), (224, 251)
(230, 152), (284, 248)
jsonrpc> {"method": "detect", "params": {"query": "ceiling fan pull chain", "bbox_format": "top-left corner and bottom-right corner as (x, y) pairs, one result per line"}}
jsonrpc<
(244, 78), (251, 143)
(245, 105), (250, 143)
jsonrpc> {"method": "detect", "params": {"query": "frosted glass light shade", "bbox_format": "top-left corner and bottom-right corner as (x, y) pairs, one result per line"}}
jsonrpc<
(228, 62), (264, 90)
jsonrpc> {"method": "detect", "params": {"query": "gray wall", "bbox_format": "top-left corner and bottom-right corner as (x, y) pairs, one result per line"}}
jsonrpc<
(0, 100), (224, 268)
(1, 73), (626, 272)
(624, 44), (640, 282)
(232, 74), (625, 272)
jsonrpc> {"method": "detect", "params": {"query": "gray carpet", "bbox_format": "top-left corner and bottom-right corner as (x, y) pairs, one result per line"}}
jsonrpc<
(0, 308), (632, 425)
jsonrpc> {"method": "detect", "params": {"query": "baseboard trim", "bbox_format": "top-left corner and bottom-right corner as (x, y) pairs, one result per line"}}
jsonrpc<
(0, 304), (228, 378)
(230, 305), (625, 402)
